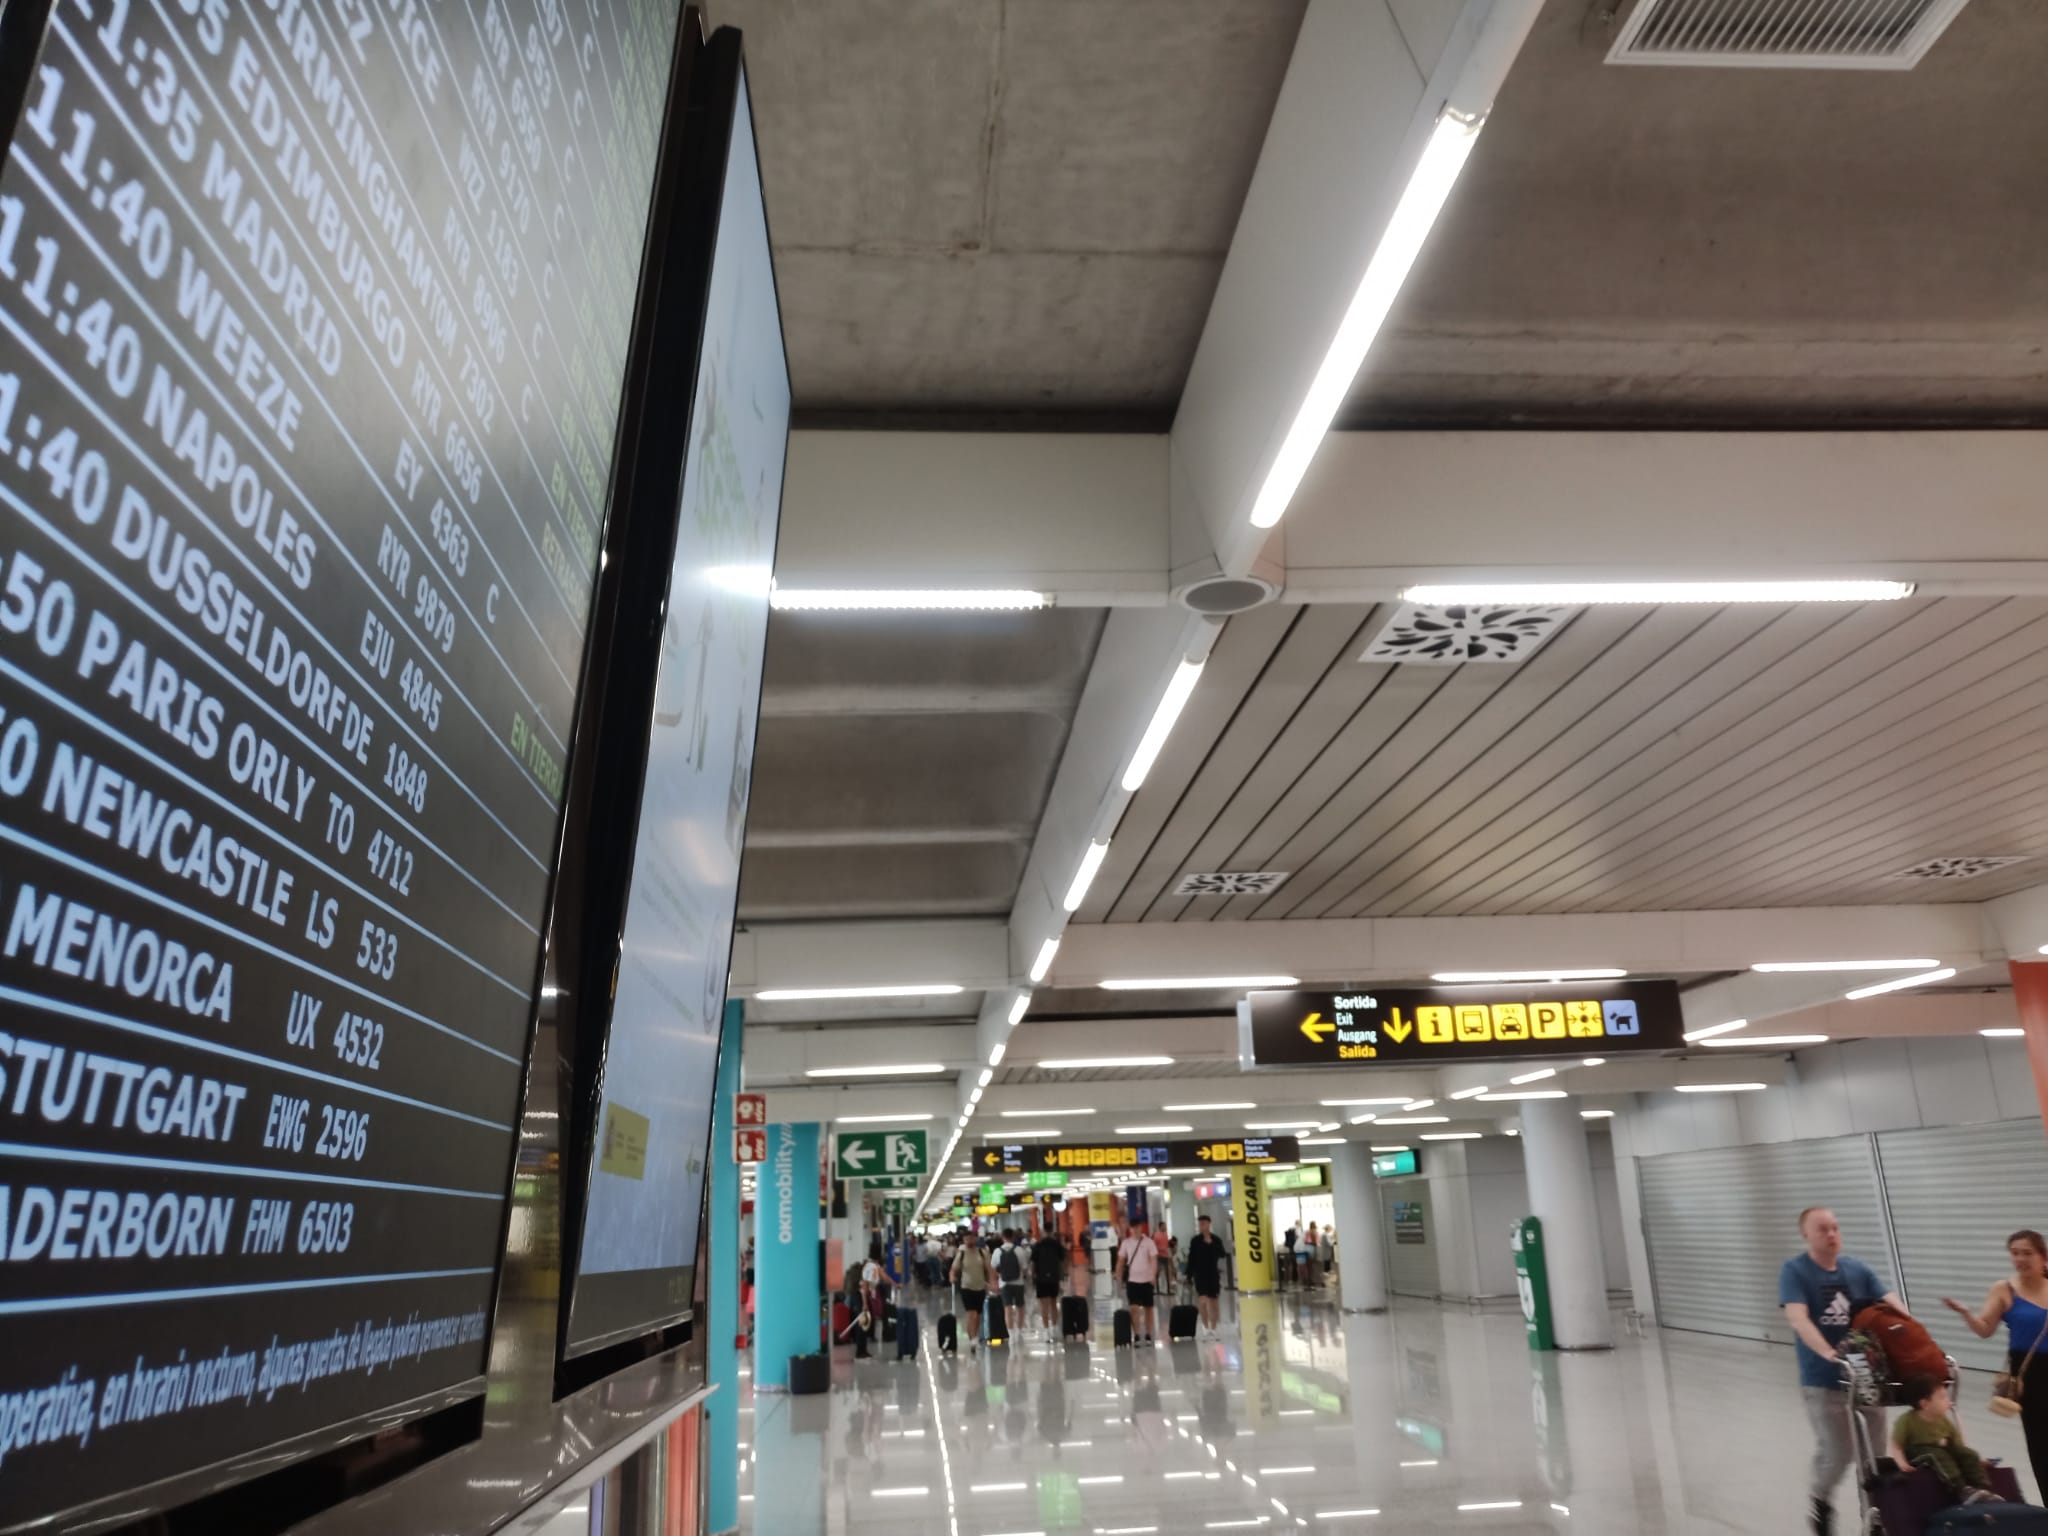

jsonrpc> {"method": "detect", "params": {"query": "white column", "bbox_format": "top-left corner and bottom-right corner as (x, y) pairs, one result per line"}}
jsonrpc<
(1519, 1098), (1614, 1350)
(1329, 1142), (1388, 1313)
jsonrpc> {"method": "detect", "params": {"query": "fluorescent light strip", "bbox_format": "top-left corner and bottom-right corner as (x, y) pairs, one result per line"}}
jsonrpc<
(1245, 1120), (1322, 1130)
(1406, 581), (1913, 606)
(1099, 975), (1300, 990)
(1122, 657), (1207, 792)
(1029, 937), (1060, 983)
(1704, 1034), (1828, 1048)
(1752, 958), (1938, 973)
(835, 1113), (936, 1124)
(1346, 1114), (1378, 1125)
(1315, 1510), (1381, 1520)
(1007, 992), (1031, 1026)
(1674, 1083), (1767, 1094)
(758, 983), (962, 1001)
(1249, 111), (1485, 530)
(1984, 1028), (2026, 1038)
(1063, 839), (1111, 913)
(1422, 1132), (1482, 1141)
(1402, 1099), (1436, 1111)
(1430, 968), (1625, 983)
(1682, 1019), (1749, 1043)
(1320, 1097), (1415, 1107)
(770, 588), (1048, 610)
(999, 1108), (1094, 1117)
(1507, 1068), (1555, 1085)
(1845, 967), (1956, 1000)
(1038, 1056), (1175, 1070)
(1369, 1145), (1410, 1153)
(1582, 1057), (1605, 1066)
(1116, 1124), (1194, 1135)
(1448, 1086), (1491, 1100)
(806, 1063), (947, 1078)
(1374, 1115), (1448, 1125)
(1165, 1102), (1256, 1112)
(1000, 1129), (1063, 1138)
(1476, 1090), (1566, 1101)
(1297, 1137), (1345, 1146)
(1580, 1109), (1615, 1119)
(1457, 1502), (1523, 1513)
(978, 1068), (993, 1088)
(989, 1039), (1007, 1067)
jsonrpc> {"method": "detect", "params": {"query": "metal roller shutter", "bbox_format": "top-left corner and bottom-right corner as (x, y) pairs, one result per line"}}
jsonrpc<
(1640, 1138), (1887, 1343)
(1877, 1120), (2048, 1374)
(1380, 1181), (1441, 1298)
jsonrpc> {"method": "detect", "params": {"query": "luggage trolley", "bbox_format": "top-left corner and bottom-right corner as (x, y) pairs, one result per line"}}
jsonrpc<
(1839, 1350), (2025, 1535)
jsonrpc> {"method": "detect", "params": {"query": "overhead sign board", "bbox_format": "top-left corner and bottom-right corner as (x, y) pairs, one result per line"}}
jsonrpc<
(836, 1129), (929, 1178)
(1026, 1170), (1070, 1190)
(1245, 982), (1684, 1069)
(976, 1137), (1298, 1175)
(1264, 1165), (1326, 1191)
(980, 1182), (1008, 1204)
(1373, 1149), (1421, 1177)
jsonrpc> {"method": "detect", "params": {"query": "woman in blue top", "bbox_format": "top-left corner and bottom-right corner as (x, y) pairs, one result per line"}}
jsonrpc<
(1943, 1228), (2048, 1500)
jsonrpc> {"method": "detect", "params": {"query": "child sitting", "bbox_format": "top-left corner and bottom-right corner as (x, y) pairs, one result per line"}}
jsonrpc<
(1890, 1374), (2000, 1505)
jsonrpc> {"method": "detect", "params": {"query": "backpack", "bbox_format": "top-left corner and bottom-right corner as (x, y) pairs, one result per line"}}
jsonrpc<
(997, 1245), (1022, 1283)
(1852, 1301), (1948, 1386)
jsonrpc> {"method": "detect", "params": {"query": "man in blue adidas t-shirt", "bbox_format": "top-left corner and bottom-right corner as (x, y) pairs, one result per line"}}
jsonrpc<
(1780, 1206), (1910, 1536)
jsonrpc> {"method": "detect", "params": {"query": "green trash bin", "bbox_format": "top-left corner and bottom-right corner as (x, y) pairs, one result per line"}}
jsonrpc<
(1514, 1216), (1554, 1352)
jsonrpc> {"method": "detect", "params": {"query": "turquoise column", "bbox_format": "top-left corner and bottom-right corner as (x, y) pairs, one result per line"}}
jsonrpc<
(752, 1121), (821, 1389)
(707, 1000), (744, 1535)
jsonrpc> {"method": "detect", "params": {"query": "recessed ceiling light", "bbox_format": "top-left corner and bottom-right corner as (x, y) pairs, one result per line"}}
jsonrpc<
(1402, 1099), (1436, 1111)
(1296, 1137), (1346, 1146)
(1405, 581), (1913, 605)
(759, 983), (963, 1002)
(999, 1108), (1094, 1117)
(806, 1063), (948, 1078)
(1374, 1115), (1449, 1125)
(1448, 1086), (1492, 1100)
(1421, 1132), (1483, 1141)
(1063, 839), (1111, 913)
(978, 1068), (993, 1088)
(1845, 967), (1956, 1000)
(1580, 1109), (1615, 1119)
(1703, 1034), (1828, 1048)
(1007, 993), (1032, 1026)
(770, 588), (1049, 610)
(1029, 937), (1060, 983)
(989, 1040), (1007, 1067)
(1116, 1124), (1194, 1135)
(1246, 1120), (1322, 1130)
(1346, 1113), (1378, 1125)
(1037, 1056), (1174, 1070)
(1475, 1090), (1567, 1101)
(1098, 975), (1301, 990)
(1430, 967), (1626, 983)
(1165, 1102), (1257, 1112)
(1581, 1057), (1605, 1067)
(1751, 959), (1938, 972)
(1122, 656), (1207, 792)
(1369, 1145), (1410, 1153)
(1507, 1068), (1555, 1085)
(1682, 1019), (1749, 1042)
(1320, 1097), (1415, 1107)
(1001, 1129), (1064, 1138)
(1984, 1028), (2026, 1038)
(1673, 1083), (1768, 1094)
(834, 1113), (937, 1124)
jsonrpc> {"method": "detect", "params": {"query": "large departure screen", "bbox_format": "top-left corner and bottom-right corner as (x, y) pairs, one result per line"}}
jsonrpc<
(563, 61), (786, 1358)
(0, 0), (681, 1523)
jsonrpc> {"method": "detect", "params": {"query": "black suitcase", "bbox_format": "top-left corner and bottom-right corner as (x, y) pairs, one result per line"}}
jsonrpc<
(1061, 1294), (1090, 1339)
(895, 1304), (919, 1359)
(788, 1352), (828, 1395)
(985, 1295), (1009, 1346)
(1170, 1304), (1198, 1340)
(1112, 1308), (1132, 1348)
(937, 1312), (958, 1353)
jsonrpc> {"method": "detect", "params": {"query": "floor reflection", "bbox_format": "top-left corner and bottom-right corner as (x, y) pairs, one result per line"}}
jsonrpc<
(737, 1286), (2037, 1534)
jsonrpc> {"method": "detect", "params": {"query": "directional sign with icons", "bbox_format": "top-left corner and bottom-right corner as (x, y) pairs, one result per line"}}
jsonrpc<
(835, 1129), (929, 1179)
(1026, 1171), (1069, 1190)
(735, 1093), (767, 1127)
(976, 1137), (1298, 1176)
(1245, 982), (1683, 1069)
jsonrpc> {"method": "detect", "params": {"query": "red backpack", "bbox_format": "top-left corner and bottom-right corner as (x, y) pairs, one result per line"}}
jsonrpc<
(1852, 1301), (1947, 1384)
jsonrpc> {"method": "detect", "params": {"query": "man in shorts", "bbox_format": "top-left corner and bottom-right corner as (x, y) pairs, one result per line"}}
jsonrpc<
(996, 1229), (1028, 1339)
(1031, 1225), (1067, 1334)
(1118, 1220), (1163, 1345)
(1780, 1206), (1911, 1535)
(951, 1231), (992, 1355)
(1186, 1213), (1227, 1338)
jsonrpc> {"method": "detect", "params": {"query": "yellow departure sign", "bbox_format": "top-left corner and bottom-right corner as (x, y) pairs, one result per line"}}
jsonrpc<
(975, 1137), (1297, 1176)
(1247, 983), (1683, 1069)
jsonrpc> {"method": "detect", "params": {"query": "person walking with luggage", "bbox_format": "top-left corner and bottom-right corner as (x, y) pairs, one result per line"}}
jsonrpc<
(1031, 1226), (1067, 1335)
(1781, 1207), (1911, 1536)
(1941, 1228), (2048, 1500)
(952, 1231), (993, 1356)
(1889, 1374), (2002, 1505)
(997, 1230), (1028, 1340)
(1118, 1221), (1163, 1345)
(1187, 1213), (1227, 1339)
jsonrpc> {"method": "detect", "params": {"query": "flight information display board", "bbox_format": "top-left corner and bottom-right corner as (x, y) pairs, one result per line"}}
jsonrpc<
(975, 1137), (1300, 1176)
(0, 0), (682, 1524)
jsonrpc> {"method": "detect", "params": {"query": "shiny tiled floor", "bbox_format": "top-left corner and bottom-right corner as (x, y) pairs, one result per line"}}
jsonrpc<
(735, 1287), (2036, 1533)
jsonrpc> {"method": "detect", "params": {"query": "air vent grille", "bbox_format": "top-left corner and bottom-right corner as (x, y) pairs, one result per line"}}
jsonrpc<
(1173, 871), (1290, 898)
(1608, 0), (1970, 69)
(1889, 855), (2030, 882)
(1362, 604), (1572, 666)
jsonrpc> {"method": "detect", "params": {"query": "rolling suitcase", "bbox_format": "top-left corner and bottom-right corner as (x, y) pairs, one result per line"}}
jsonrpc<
(831, 1300), (856, 1347)
(1169, 1304), (1198, 1340)
(1061, 1294), (1090, 1340)
(937, 1311), (958, 1354)
(895, 1304), (920, 1359)
(1113, 1308), (1132, 1348)
(985, 1296), (1009, 1346)
(788, 1353), (828, 1395)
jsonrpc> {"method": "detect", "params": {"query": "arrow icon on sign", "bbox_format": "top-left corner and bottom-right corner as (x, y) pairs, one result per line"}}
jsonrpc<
(982, 1151), (1000, 1168)
(841, 1141), (875, 1170)
(1384, 1008), (1413, 1044)
(1300, 1012), (1335, 1044)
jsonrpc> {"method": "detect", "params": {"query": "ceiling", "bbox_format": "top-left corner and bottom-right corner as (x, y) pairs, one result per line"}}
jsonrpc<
(718, 0), (1308, 419)
(740, 607), (1102, 921)
(1076, 594), (2048, 924)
